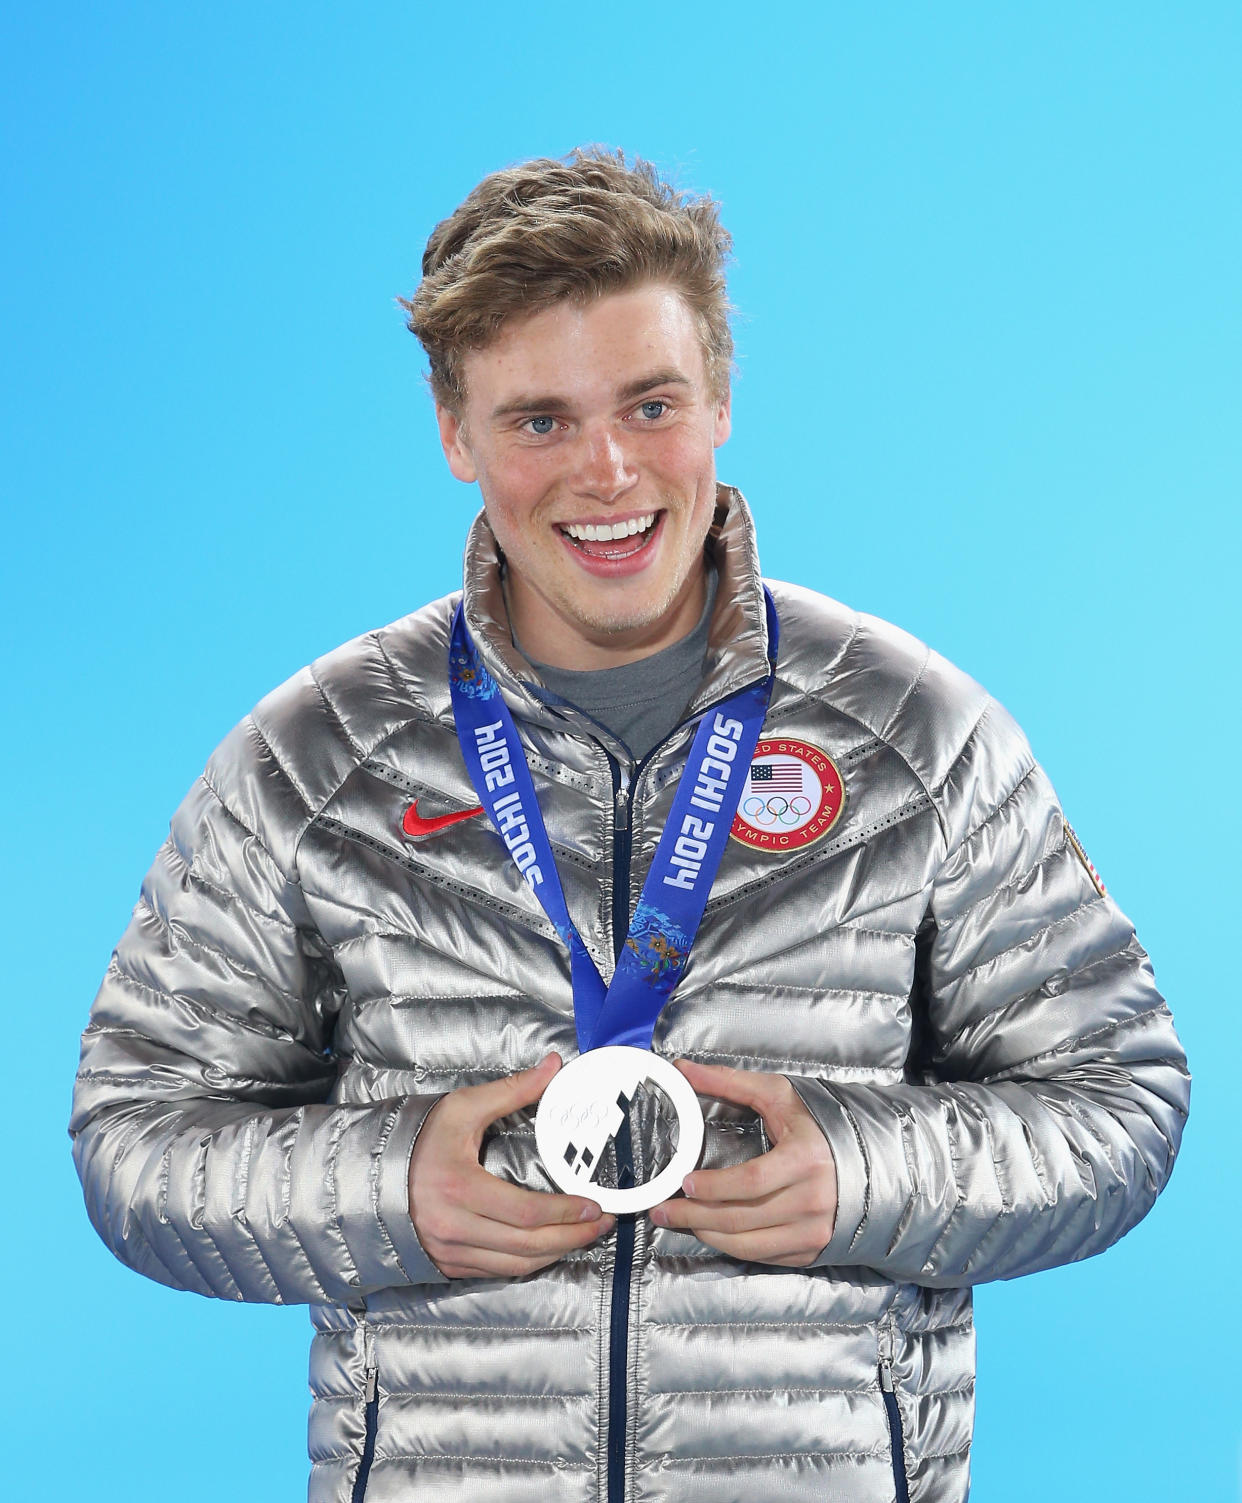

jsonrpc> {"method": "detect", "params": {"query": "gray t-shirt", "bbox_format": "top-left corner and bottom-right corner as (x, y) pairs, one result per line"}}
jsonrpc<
(518, 570), (717, 763)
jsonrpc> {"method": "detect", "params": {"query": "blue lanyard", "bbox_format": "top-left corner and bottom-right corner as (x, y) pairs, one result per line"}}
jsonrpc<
(448, 591), (778, 1053)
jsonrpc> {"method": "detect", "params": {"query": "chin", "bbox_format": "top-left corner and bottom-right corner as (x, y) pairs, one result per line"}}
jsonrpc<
(569, 590), (677, 638)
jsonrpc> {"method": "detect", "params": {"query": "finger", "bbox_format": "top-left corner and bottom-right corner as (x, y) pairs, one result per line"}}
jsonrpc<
(414, 1178), (614, 1278)
(459, 1164), (607, 1230)
(426, 1204), (616, 1279)
(651, 1192), (791, 1236)
(673, 1058), (795, 1120)
(649, 1192), (821, 1266)
(435, 1231), (612, 1280)
(683, 1222), (825, 1268)
(676, 1142), (806, 1205)
(450, 1206), (617, 1261)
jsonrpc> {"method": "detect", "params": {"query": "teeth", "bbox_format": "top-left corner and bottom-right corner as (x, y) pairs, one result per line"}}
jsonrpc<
(563, 513), (655, 542)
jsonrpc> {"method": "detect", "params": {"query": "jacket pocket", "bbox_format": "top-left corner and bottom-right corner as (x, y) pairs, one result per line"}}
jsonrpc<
(879, 1345), (910, 1503)
(351, 1324), (379, 1503)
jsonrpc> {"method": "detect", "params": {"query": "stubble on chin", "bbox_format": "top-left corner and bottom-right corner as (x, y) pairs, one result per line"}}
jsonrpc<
(565, 571), (699, 640)
(503, 489), (715, 655)
(582, 525), (711, 643)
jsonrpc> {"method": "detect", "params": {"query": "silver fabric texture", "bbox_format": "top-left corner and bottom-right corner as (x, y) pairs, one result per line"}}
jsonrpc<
(70, 486), (1189, 1502)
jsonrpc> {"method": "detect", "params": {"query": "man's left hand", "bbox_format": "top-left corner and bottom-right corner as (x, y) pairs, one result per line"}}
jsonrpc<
(648, 1060), (838, 1267)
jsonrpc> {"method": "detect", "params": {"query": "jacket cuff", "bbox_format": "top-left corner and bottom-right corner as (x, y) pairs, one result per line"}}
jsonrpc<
(343, 1093), (449, 1290)
(787, 1076), (868, 1263)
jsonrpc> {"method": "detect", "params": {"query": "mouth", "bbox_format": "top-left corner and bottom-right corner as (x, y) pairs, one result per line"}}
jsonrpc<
(556, 510), (661, 562)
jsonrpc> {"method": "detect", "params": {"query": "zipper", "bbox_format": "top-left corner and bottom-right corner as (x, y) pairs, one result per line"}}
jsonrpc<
(600, 700), (767, 1503)
(878, 1322), (910, 1503)
(351, 1322), (379, 1503)
(606, 750), (636, 1503)
(610, 757), (633, 956)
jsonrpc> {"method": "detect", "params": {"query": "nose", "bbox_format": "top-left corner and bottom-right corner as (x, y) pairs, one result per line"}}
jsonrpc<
(569, 423), (637, 504)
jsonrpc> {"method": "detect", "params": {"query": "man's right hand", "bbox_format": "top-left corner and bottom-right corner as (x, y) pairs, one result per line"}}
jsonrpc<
(408, 1052), (615, 1279)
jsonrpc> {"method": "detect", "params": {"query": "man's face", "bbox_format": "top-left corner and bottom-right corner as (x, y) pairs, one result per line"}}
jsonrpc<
(436, 283), (731, 670)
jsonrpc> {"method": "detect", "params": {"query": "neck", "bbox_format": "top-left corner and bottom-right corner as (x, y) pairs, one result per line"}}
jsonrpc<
(505, 565), (709, 671)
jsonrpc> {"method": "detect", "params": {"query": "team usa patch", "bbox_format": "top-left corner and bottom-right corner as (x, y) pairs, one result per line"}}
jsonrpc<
(730, 738), (845, 852)
(1064, 821), (1107, 897)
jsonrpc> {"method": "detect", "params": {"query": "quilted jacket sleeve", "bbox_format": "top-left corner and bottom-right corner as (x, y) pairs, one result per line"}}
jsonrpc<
(69, 715), (448, 1305)
(793, 698), (1190, 1287)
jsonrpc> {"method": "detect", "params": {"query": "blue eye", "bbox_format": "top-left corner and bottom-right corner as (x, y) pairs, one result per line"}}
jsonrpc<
(638, 400), (666, 420)
(527, 416), (556, 435)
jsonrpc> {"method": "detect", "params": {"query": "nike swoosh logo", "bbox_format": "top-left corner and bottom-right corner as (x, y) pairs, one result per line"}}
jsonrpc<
(402, 799), (485, 839)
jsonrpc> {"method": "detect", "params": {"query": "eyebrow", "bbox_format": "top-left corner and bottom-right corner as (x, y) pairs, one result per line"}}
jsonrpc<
(489, 368), (694, 421)
(616, 368), (694, 402)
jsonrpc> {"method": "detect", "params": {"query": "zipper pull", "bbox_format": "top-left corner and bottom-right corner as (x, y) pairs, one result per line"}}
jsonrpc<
(878, 1316), (897, 1391)
(362, 1322), (378, 1404)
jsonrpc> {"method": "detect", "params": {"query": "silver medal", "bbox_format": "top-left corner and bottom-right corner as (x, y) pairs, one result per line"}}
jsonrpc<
(535, 1046), (705, 1214)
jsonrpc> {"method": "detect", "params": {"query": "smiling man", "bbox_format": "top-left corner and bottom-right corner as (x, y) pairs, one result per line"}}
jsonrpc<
(435, 285), (729, 669)
(72, 149), (1188, 1503)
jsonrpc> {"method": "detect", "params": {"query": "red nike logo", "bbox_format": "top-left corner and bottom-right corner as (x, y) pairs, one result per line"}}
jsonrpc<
(402, 799), (485, 839)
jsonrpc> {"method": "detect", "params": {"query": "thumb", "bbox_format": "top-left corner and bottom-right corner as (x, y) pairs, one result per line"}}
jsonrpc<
(467, 1052), (563, 1131)
(674, 1058), (797, 1140)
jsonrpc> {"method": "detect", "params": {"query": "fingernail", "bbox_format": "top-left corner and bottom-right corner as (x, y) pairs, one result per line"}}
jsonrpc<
(682, 1176), (696, 1198)
(650, 1208), (668, 1227)
(579, 1203), (601, 1221)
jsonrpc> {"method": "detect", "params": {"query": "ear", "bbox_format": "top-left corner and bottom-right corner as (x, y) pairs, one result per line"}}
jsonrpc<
(712, 387), (732, 449)
(435, 403), (478, 484)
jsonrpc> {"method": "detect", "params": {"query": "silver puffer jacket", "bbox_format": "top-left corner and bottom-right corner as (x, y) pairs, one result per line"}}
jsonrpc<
(71, 487), (1189, 1503)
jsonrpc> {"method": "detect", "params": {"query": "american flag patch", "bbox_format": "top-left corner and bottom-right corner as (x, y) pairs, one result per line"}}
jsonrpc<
(750, 761), (803, 792)
(1064, 822), (1107, 897)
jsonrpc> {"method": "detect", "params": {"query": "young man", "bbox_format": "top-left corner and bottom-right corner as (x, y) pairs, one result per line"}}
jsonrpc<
(71, 150), (1189, 1503)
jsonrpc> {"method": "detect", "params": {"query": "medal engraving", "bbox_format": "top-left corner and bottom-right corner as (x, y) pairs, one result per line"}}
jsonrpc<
(535, 1047), (705, 1213)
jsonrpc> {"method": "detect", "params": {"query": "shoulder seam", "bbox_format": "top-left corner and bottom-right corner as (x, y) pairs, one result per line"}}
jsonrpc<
(195, 767), (294, 892)
(775, 671), (946, 849)
(309, 664), (368, 762)
(880, 642), (932, 746)
(159, 833), (298, 935)
(950, 742), (1040, 864)
(935, 700), (1014, 858)
(267, 635), (451, 880)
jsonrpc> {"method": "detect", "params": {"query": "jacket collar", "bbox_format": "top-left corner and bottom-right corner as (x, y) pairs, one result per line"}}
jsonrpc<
(461, 483), (773, 723)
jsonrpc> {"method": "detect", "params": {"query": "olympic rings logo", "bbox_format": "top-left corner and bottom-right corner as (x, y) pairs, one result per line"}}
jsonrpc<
(740, 794), (813, 827)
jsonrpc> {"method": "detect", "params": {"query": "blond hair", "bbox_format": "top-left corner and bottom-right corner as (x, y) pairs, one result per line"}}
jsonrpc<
(401, 147), (733, 411)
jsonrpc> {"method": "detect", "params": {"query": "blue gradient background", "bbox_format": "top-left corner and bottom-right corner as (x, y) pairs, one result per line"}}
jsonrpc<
(4, 4), (1238, 1498)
